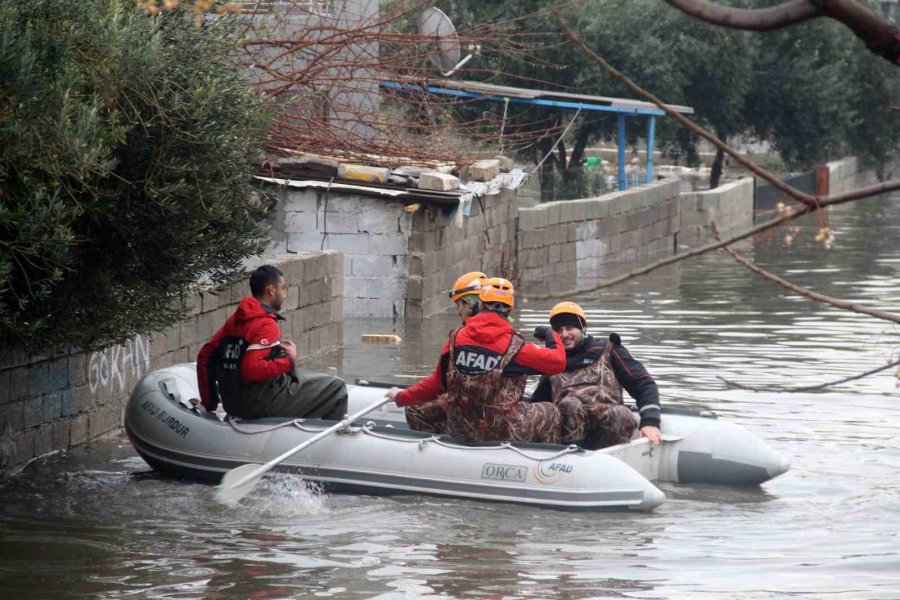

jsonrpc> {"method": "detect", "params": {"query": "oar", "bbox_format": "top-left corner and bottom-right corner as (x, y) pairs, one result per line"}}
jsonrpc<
(215, 396), (393, 504)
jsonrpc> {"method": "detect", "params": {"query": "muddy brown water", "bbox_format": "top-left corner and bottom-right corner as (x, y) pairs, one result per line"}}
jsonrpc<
(2, 196), (899, 598)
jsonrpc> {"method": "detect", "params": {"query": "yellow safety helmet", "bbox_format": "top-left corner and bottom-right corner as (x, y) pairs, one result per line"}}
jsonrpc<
(479, 277), (515, 308)
(449, 271), (488, 303)
(549, 301), (587, 330)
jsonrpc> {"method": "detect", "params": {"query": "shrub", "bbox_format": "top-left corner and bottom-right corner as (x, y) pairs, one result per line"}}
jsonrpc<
(0, 0), (272, 349)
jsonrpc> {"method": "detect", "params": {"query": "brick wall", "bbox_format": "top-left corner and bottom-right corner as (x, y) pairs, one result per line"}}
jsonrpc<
(679, 178), (754, 246)
(262, 181), (519, 319)
(407, 187), (518, 319)
(264, 186), (413, 317)
(517, 178), (684, 288)
(0, 252), (342, 473)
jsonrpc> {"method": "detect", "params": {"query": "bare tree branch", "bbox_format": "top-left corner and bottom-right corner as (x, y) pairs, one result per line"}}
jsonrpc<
(660, 0), (819, 31)
(553, 7), (818, 207)
(716, 359), (900, 392)
(710, 221), (900, 325)
(661, 0), (900, 65)
(523, 13), (900, 300)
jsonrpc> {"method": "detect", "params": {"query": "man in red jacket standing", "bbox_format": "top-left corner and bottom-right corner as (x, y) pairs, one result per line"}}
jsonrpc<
(196, 265), (347, 420)
(387, 278), (565, 444)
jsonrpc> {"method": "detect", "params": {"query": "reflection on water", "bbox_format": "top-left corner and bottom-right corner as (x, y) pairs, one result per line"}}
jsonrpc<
(2, 197), (900, 598)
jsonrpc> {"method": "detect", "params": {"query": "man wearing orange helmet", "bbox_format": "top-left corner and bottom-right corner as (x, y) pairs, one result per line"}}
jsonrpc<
(531, 301), (662, 448)
(387, 278), (566, 443)
(449, 271), (487, 324)
(401, 271), (487, 433)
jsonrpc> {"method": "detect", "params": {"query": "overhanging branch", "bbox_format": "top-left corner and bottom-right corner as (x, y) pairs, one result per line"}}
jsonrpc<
(660, 0), (819, 31)
(661, 0), (900, 65)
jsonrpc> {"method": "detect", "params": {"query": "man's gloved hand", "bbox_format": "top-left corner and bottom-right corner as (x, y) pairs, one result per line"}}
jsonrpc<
(533, 326), (553, 342)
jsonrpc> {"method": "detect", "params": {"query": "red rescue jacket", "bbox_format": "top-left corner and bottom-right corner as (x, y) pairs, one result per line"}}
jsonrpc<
(196, 296), (295, 411)
(396, 311), (566, 407)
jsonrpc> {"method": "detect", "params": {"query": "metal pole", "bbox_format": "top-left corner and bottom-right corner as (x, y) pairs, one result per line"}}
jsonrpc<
(617, 114), (626, 191)
(646, 116), (656, 184)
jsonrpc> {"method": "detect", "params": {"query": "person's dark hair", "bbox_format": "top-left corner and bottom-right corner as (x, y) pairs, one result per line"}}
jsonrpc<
(249, 265), (283, 297)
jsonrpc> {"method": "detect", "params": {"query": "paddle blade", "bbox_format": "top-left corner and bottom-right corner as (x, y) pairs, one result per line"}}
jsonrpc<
(215, 463), (264, 505)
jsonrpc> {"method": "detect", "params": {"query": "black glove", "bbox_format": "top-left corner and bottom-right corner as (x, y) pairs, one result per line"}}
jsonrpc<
(533, 326), (553, 342)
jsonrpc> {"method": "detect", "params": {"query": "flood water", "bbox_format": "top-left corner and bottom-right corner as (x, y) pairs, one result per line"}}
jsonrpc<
(2, 195), (900, 598)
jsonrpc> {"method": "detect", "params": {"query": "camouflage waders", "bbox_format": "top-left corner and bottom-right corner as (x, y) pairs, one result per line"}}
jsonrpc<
(549, 341), (636, 449)
(440, 329), (561, 444)
(405, 398), (448, 434)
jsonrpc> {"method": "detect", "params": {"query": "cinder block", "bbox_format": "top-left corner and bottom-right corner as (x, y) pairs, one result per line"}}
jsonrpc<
(359, 209), (401, 234)
(285, 211), (319, 234)
(15, 429), (34, 464)
(1, 400), (24, 432)
(367, 277), (405, 299)
(8, 367), (28, 399)
(52, 421), (70, 450)
(34, 423), (53, 456)
(287, 232), (325, 253)
(61, 388), (80, 417)
(546, 203), (561, 226)
(549, 245), (562, 264)
(320, 211), (359, 234)
(43, 392), (62, 421)
(352, 255), (394, 276)
(282, 190), (316, 212)
(323, 233), (370, 256)
(321, 194), (365, 214)
(368, 233), (409, 256)
(0, 369), (11, 406)
(26, 397), (43, 428)
(419, 172), (460, 191)
(469, 159), (500, 182)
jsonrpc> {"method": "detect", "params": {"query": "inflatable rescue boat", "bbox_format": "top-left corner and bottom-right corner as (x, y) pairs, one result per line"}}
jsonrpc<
(124, 364), (790, 511)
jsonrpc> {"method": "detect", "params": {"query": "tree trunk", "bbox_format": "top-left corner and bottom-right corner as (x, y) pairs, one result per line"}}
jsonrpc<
(536, 138), (557, 202)
(709, 146), (725, 189)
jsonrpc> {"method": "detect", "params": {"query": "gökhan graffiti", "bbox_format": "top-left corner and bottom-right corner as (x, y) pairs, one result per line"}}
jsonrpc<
(89, 335), (151, 395)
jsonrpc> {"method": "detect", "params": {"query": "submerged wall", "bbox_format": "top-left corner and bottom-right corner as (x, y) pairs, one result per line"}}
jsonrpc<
(0, 252), (342, 473)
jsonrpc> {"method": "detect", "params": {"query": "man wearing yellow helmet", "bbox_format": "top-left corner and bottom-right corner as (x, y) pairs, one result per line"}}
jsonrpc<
(387, 278), (566, 443)
(530, 301), (662, 448)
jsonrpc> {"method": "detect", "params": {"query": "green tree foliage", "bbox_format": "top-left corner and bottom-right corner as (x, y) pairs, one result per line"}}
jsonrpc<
(444, 0), (899, 192)
(0, 0), (272, 349)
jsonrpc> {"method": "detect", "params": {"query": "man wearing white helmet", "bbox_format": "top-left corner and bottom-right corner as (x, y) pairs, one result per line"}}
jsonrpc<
(531, 301), (662, 448)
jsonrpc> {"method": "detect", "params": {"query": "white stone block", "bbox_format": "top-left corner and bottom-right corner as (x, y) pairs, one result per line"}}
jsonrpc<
(287, 232), (325, 253)
(419, 172), (460, 191)
(368, 233), (409, 255)
(320, 211), (359, 234)
(322, 233), (369, 256)
(469, 159), (501, 182)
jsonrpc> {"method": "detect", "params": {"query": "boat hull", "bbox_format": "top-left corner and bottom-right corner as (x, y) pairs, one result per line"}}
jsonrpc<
(125, 364), (667, 511)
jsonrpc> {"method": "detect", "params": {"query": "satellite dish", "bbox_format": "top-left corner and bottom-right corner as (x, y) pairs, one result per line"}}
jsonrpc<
(418, 7), (473, 77)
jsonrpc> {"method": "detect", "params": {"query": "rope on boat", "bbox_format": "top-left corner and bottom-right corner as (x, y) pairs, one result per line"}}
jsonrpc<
(228, 418), (325, 434)
(360, 422), (582, 461)
(227, 418), (582, 461)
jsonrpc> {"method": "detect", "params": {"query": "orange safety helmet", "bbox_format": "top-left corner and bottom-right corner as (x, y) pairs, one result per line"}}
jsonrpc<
(450, 271), (487, 303)
(549, 301), (587, 329)
(479, 277), (515, 308)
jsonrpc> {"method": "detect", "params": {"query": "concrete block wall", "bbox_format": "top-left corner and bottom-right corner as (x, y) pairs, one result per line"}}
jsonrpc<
(264, 186), (413, 317)
(517, 178), (683, 287)
(679, 178), (754, 246)
(407, 187), (518, 318)
(0, 252), (342, 473)
(826, 156), (862, 196)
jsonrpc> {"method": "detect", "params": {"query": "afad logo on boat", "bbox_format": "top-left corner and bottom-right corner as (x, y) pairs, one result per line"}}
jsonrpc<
(533, 461), (574, 484)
